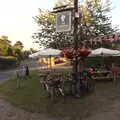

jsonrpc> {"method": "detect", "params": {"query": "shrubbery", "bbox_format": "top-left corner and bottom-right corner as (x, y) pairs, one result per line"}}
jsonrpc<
(0, 56), (19, 69)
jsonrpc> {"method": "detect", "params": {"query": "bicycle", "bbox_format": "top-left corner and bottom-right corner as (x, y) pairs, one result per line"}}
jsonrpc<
(40, 72), (66, 102)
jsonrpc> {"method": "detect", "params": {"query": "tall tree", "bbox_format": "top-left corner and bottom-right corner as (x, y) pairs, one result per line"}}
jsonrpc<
(13, 41), (24, 49)
(33, 0), (117, 49)
(6, 47), (13, 56)
(0, 37), (12, 56)
(12, 41), (24, 61)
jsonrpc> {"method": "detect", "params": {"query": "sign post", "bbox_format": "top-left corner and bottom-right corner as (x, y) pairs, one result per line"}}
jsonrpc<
(53, 0), (79, 73)
(73, 0), (79, 73)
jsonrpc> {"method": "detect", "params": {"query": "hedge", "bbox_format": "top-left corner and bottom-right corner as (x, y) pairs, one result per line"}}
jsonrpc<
(0, 56), (19, 69)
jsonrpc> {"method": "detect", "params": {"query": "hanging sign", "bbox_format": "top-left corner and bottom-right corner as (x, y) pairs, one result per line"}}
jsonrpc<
(56, 11), (71, 32)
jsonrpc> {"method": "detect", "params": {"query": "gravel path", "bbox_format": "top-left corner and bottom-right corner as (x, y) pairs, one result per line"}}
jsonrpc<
(0, 99), (61, 120)
(0, 97), (120, 120)
(84, 99), (120, 120)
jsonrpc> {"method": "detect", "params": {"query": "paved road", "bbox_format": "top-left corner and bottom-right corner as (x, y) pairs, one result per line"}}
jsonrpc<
(0, 59), (70, 82)
(0, 72), (12, 79)
(0, 67), (42, 81)
(0, 72), (13, 84)
(0, 59), (46, 82)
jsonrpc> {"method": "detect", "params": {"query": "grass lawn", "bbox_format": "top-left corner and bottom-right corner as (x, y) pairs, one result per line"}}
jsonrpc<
(0, 70), (120, 119)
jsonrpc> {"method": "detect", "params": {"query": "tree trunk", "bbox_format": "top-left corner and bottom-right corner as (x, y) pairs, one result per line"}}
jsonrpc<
(78, 58), (84, 72)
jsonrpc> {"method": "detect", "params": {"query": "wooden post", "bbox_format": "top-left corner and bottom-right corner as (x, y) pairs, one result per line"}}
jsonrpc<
(73, 0), (79, 73)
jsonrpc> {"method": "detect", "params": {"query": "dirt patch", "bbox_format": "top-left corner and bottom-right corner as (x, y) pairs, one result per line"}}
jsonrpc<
(0, 99), (62, 120)
(83, 99), (120, 120)
(1, 97), (120, 120)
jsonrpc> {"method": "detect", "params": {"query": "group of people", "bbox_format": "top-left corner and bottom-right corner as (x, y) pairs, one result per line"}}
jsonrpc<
(88, 64), (112, 73)
(71, 63), (119, 97)
(88, 63), (120, 73)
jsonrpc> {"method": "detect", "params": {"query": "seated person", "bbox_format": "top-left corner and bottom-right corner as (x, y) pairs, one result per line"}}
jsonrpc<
(104, 65), (110, 71)
(111, 63), (118, 73)
(88, 65), (95, 73)
(88, 68), (94, 73)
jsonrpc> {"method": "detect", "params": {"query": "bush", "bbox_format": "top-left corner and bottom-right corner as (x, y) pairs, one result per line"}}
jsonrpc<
(0, 56), (19, 69)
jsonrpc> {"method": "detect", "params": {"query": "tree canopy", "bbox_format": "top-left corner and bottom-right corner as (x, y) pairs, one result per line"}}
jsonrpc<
(33, 0), (117, 49)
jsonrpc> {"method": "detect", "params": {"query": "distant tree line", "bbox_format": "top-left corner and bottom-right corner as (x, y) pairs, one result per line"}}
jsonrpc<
(0, 38), (36, 61)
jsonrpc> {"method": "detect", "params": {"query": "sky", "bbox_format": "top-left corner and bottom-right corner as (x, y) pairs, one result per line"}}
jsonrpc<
(111, 0), (120, 28)
(0, 0), (120, 50)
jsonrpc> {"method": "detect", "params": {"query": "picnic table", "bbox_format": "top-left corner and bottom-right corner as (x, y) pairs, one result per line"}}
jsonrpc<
(91, 71), (113, 81)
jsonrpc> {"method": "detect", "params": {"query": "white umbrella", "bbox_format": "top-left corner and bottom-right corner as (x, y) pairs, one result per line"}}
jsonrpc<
(29, 48), (61, 69)
(89, 48), (120, 66)
(29, 52), (40, 58)
(38, 48), (61, 57)
(90, 48), (120, 56)
(29, 48), (61, 58)
(39, 48), (61, 69)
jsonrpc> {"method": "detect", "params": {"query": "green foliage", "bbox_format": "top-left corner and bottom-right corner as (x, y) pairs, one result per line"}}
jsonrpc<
(14, 41), (24, 49)
(33, 0), (116, 49)
(22, 51), (30, 59)
(0, 39), (24, 60)
(0, 38), (12, 56)
(14, 48), (21, 55)
(14, 48), (23, 61)
(0, 37), (27, 63)
(6, 47), (13, 56)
